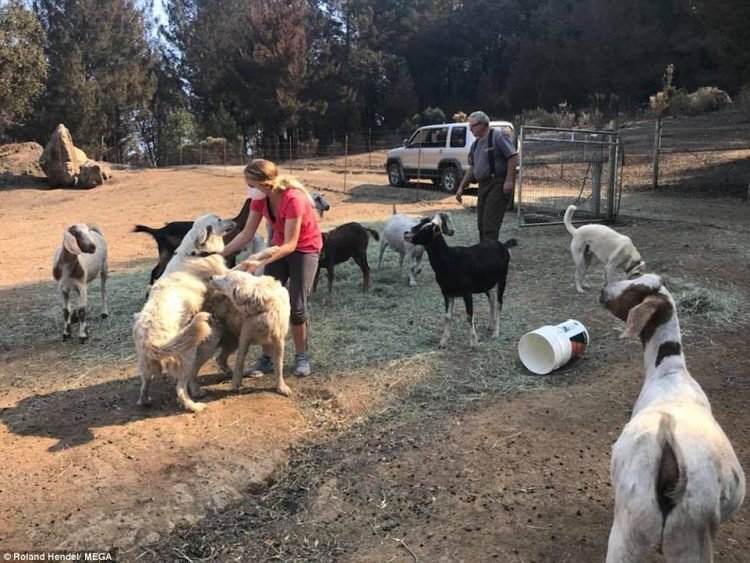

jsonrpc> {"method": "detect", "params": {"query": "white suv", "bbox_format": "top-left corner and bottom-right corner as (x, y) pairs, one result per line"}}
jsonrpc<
(385, 120), (514, 193)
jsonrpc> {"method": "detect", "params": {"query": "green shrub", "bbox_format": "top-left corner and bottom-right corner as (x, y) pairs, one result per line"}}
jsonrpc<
(649, 91), (671, 115)
(520, 104), (576, 128)
(668, 86), (732, 116)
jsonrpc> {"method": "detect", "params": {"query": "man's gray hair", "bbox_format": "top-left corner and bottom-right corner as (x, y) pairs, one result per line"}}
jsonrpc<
(468, 111), (490, 125)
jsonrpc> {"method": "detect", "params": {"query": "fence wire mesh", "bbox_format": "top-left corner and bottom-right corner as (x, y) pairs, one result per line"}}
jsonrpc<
(147, 111), (749, 204)
(517, 126), (622, 226)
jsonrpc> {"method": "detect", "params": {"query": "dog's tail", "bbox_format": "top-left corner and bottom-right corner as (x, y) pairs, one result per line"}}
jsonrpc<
(133, 224), (159, 240)
(148, 311), (212, 357)
(655, 413), (687, 525)
(563, 205), (578, 236)
(366, 227), (380, 241)
(503, 238), (518, 249)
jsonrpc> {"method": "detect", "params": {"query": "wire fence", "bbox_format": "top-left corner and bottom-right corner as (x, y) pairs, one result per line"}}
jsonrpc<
(619, 111), (750, 198)
(517, 126), (622, 226)
(151, 111), (750, 200)
(155, 129), (408, 172)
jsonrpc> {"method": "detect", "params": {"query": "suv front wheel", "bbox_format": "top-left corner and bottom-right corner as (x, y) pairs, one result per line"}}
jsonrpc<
(387, 162), (405, 187)
(440, 166), (460, 193)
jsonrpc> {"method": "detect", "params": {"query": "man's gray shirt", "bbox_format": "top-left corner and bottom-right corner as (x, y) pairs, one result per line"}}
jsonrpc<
(469, 129), (517, 182)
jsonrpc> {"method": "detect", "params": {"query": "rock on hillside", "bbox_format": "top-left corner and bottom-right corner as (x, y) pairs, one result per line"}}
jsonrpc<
(0, 142), (45, 185)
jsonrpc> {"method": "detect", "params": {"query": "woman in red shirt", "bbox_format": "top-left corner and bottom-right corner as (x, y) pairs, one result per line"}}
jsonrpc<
(222, 159), (323, 377)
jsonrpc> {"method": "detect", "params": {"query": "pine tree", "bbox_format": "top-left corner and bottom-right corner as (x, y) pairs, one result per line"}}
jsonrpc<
(0, 1), (47, 138)
(31, 0), (156, 160)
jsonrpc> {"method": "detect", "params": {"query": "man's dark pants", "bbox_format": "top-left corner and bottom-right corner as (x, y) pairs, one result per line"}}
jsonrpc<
(476, 175), (509, 241)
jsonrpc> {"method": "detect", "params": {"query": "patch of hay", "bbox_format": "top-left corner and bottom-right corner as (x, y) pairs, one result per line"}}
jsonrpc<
(670, 278), (743, 325)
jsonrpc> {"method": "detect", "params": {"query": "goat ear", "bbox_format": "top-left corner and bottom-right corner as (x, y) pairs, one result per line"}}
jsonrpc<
(620, 295), (662, 339)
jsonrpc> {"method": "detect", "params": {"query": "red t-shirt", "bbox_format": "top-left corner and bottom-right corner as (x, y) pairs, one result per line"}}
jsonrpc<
(250, 189), (323, 253)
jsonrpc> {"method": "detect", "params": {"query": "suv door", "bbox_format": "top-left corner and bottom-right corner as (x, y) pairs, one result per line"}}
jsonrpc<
(401, 126), (447, 180)
(420, 126), (449, 174)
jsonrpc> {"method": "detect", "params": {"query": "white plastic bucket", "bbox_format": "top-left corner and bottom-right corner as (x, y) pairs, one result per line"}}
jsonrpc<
(518, 319), (589, 375)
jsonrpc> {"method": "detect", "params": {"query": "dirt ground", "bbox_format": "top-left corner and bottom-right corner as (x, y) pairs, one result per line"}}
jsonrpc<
(0, 160), (748, 562)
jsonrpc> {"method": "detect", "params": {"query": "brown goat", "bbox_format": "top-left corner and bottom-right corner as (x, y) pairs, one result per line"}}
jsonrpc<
(314, 222), (380, 293)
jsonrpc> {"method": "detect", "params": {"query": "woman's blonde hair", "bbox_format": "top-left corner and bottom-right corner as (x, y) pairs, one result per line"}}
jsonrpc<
(244, 159), (309, 196)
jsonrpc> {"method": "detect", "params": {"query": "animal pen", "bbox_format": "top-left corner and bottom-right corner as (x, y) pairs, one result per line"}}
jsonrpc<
(517, 126), (623, 226)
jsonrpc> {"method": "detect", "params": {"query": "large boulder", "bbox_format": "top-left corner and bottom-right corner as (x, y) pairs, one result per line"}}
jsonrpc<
(39, 124), (111, 188)
(78, 160), (111, 188)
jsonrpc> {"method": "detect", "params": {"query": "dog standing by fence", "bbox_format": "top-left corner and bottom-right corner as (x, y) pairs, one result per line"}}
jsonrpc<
(600, 274), (744, 562)
(564, 205), (645, 293)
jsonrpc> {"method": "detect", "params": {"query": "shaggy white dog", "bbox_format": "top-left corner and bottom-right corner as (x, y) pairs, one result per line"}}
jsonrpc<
(208, 270), (291, 397)
(134, 214), (236, 413)
(133, 271), (212, 412)
(161, 213), (236, 281)
(564, 205), (645, 293)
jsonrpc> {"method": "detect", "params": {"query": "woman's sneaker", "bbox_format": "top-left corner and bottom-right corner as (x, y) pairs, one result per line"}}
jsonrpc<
(294, 352), (311, 377)
(246, 354), (274, 377)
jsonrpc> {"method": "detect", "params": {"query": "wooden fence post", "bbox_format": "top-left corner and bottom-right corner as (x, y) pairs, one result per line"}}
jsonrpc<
(344, 134), (349, 194)
(652, 117), (662, 189)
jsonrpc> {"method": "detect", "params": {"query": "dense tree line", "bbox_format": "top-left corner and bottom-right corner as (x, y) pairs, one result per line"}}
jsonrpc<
(1, 0), (747, 164)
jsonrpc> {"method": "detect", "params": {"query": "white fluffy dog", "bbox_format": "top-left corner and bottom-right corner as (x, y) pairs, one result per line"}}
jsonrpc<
(208, 270), (291, 397)
(134, 214), (237, 413)
(161, 213), (236, 281)
(564, 205), (645, 293)
(133, 272), (212, 413)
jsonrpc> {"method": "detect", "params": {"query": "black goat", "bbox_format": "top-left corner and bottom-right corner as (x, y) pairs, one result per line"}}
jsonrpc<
(404, 215), (517, 349)
(314, 222), (380, 293)
(134, 192), (331, 286)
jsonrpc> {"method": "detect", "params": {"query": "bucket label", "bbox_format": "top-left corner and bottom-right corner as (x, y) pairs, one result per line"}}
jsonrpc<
(557, 321), (589, 359)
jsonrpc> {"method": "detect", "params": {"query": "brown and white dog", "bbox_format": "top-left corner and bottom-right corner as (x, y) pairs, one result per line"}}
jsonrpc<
(565, 205), (644, 293)
(600, 274), (744, 562)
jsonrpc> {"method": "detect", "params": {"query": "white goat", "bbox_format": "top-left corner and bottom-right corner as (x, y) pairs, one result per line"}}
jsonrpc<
(600, 274), (745, 562)
(378, 207), (455, 286)
(52, 223), (109, 342)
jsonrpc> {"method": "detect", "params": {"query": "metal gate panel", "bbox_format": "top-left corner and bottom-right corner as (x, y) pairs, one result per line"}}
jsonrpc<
(517, 126), (622, 226)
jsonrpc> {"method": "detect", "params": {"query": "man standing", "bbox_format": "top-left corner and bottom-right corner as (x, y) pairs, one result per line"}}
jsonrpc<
(456, 111), (519, 241)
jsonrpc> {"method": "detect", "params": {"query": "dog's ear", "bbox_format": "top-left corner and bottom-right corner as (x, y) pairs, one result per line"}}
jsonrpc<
(620, 295), (662, 339)
(195, 225), (213, 246)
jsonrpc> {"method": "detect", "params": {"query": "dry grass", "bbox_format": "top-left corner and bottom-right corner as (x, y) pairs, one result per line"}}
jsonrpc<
(671, 278), (744, 325)
(299, 211), (542, 429)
